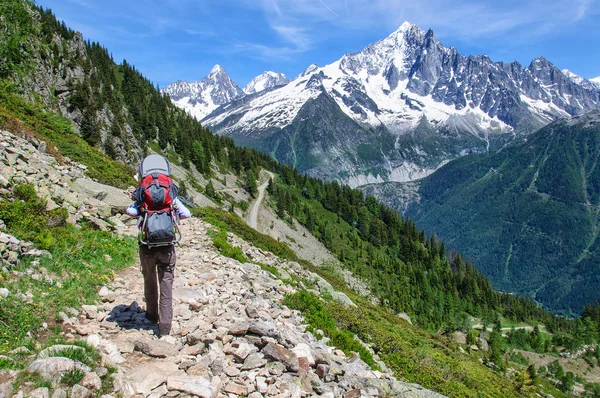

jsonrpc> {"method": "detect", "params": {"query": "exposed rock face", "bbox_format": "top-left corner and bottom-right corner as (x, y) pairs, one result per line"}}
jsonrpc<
(0, 130), (138, 244)
(21, 27), (142, 165)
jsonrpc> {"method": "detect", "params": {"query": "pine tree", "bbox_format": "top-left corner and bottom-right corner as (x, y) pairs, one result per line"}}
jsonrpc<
(204, 180), (217, 200)
(245, 170), (258, 198)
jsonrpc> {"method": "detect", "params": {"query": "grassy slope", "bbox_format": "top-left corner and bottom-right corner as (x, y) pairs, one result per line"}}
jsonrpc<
(0, 82), (136, 189)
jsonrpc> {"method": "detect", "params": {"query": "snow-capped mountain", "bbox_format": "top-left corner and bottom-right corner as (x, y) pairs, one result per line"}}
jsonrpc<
(161, 65), (244, 120)
(562, 69), (599, 91)
(243, 71), (289, 95)
(592, 77), (600, 89)
(167, 23), (600, 187)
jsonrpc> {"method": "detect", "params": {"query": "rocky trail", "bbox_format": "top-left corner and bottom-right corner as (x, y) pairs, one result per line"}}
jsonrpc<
(10, 217), (443, 397)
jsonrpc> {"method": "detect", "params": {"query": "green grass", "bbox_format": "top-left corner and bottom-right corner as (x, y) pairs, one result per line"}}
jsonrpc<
(193, 206), (301, 262)
(284, 291), (379, 370)
(60, 368), (86, 387)
(205, 223), (283, 279)
(196, 204), (523, 397)
(43, 342), (99, 368)
(208, 227), (248, 264)
(0, 81), (135, 188)
(283, 261), (523, 397)
(0, 186), (137, 355)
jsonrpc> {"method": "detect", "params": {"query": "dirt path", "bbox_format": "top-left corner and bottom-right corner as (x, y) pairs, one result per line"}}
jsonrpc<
(248, 171), (273, 230)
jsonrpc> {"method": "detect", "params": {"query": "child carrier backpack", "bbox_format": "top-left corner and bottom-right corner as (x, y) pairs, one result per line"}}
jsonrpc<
(134, 155), (181, 247)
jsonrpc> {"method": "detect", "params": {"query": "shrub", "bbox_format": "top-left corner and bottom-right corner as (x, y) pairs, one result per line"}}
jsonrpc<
(194, 206), (300, 261)
(209, 228), (247, 263)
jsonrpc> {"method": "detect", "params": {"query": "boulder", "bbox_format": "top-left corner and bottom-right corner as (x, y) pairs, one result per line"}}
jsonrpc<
(133, 337), (179, 358)
(73, 178), (131, 214)
(70, 384), (93, 398)
(331, 291), (356, 307)
(29, 387), (49, 398)
(80, 372), (102, 390)
(120, 362), (181, 396)
(248, 321), (279, 338)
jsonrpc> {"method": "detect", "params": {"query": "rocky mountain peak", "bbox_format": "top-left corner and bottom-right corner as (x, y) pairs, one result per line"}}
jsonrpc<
(243, 71), (289, 95)
(202, 64), (243, 97)
(391, 21), (424, 40)
(300, 64), (320, 78)
(209, 64), (226, 75)
(161, 80), (196, 101)
(175, 22), (600, 186)
(592, 76), (600, 88)
(161, 65), (244, 120)
(384, 21), (426, 48)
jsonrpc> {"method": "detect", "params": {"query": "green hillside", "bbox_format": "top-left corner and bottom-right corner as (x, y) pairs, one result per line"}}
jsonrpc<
(401, 111), (600, 315)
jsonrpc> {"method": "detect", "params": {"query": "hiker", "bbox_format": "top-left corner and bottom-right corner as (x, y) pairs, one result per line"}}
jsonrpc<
(126, 154), (190, 337)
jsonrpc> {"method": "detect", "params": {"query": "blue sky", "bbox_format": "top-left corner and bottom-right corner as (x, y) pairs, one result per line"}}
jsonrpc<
(37, 0), (600, 89)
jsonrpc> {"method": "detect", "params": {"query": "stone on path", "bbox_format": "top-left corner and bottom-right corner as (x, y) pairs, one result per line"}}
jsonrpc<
(120, 362), (182, 396)
(166, 375), (213, 398)
(133, 337), (179, 358)
(262, 342), (299, 372)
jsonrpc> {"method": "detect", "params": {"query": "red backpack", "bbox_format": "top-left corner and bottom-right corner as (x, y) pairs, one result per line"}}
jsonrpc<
(135, 173), (177, 211)
(134, 155), (181, 247)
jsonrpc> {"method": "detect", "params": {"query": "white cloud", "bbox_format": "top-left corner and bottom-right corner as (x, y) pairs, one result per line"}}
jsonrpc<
(246, 0), (599, 47)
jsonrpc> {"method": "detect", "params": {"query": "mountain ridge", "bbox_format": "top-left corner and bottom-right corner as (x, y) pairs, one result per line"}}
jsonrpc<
(161, 67), (289, 120)
(164, 22), (600, 187)
(161, 64), (245, 120)
(243, 71), (289, 95)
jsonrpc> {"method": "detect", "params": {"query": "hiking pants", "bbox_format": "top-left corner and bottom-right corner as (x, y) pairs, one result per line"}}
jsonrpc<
(140, 245), (176, 335)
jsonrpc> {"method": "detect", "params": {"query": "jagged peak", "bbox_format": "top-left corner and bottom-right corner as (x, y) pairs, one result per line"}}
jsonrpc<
(209, 64), (227, 75)
(396, 21), (418, 33)
(301, 64), (319, 77)
(380, 21), (426, 49)
(530, 56), (551, 66)
(243, 71), (289, 94)
(391, 21), (425, 37)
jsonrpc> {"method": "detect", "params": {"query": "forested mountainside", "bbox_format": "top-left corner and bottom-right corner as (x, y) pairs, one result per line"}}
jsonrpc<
(368, 111), (600, 316)
(5, 1), (600, 395)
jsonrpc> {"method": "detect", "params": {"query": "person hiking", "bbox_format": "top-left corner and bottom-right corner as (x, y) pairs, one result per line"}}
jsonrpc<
(126, 155), (190, 337)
